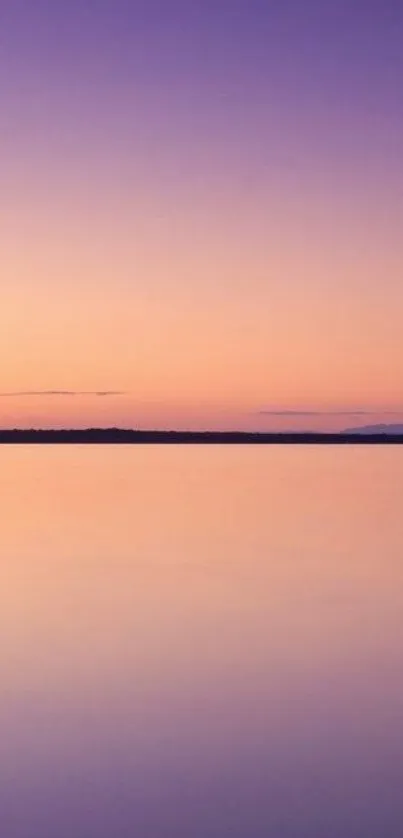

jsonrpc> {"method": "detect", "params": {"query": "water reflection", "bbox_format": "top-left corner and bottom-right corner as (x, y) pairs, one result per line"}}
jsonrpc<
(1, 445), (403, 836)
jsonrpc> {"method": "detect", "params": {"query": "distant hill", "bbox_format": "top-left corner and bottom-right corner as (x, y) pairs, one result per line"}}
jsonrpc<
(344, 423), (403, 435)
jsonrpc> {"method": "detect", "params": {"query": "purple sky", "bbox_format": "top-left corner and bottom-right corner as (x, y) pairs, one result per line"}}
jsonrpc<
(1, 0), (402, 429)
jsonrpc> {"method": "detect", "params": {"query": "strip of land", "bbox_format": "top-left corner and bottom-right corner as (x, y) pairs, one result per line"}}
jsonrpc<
(1, 429), (403, 444)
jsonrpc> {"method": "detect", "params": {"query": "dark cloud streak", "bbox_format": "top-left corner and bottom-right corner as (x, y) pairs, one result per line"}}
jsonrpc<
(0, 390), (126, 397)
(258, 409), (403, 417)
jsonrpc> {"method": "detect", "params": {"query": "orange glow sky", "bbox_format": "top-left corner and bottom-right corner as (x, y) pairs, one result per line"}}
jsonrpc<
(1, 2), (402, 430)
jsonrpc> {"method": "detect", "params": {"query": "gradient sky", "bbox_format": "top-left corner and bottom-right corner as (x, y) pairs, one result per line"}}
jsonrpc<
(1, 0), (402, 430)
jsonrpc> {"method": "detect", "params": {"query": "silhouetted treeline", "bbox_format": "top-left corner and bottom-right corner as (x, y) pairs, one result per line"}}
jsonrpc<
(1, 429), (403, 444)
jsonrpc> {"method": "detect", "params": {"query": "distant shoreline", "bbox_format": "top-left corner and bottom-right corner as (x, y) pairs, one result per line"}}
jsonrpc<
(1, 429), (403, 444)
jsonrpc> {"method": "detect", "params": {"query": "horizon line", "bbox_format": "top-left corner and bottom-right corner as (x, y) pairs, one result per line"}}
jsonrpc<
(1, 425), (402, 435)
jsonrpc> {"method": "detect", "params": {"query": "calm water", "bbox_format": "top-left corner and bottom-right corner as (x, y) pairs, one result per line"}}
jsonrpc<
(1, 445), (403, 837)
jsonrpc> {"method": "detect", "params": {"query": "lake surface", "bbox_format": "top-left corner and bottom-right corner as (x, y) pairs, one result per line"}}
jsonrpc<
(1, 445), (403, 837)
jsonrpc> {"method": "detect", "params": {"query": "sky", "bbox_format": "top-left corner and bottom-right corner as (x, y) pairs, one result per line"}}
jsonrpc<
(1, 0), (402, 430)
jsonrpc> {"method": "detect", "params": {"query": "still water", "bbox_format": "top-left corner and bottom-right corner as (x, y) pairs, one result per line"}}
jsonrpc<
(1, 445), (403, 837)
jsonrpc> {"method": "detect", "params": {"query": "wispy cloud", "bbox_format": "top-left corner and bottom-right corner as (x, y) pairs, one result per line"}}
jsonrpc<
(0, 390), (126, 397)
(258, 409), (403, 417)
